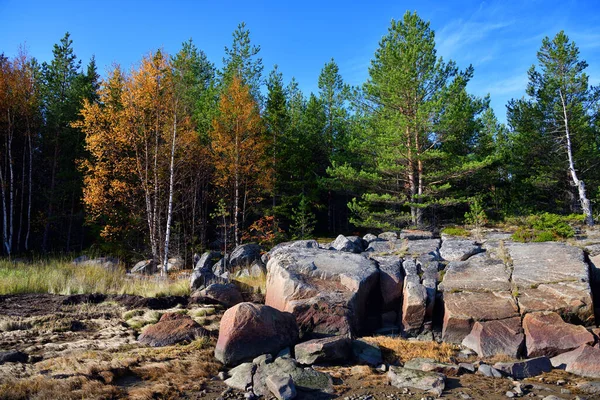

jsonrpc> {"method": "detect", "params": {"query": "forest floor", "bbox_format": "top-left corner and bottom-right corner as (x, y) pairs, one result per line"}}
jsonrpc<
(1, 294), (598, 400)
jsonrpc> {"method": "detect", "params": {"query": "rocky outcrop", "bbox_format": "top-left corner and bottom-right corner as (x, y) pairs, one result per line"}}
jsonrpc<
(229, 244), (262, 269)
(191, 283), (243, 308)
(226, 355), (333, 396)
(508, 242), (594, 324)
(523, 311), (595, 357)
(265, 247), (379, 337)
(331, 234), (363, 253)
(138, 313), (207, 347)
(387, 366), (446, 397)
(462, 317), (524, 358)
(215, 303), (299, 366)
(294, 336), (350, 365)
(442, 291), (519, 344)
(439, 238), (482, 261)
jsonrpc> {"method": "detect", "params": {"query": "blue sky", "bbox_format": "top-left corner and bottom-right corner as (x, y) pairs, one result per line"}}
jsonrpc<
(1, 0), (599, 123)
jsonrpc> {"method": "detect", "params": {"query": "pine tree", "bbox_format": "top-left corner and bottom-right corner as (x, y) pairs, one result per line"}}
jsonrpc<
(508, 31), (597, 225)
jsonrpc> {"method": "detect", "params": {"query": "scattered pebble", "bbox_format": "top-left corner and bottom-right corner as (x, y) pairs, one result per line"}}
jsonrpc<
(505, 391), (515, 398)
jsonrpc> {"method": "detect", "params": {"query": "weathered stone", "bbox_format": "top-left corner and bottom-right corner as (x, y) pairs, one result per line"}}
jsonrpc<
(372, 255), (403, 310)
(551, 344), (588, 368)
(508, 242), (594, 324)
(379, 232), (398, 241)
(190, 268), (219, 290)
(493, 357), (552, 379)
(459, 363), (475, 373)
(215, 303), (299, 366)
(363, 233), (379, 243)
(131, 259), (157, 275)
(477, 364), (502, 378)
(387, 366), (446, 397)
(0, 350), (28, 364)
(523, 311), (594, 357)
(366, 239), (406, 254)
(224, 362), (254, 390)
(462, 317), (524, 358)
(554, 344), (600, 378)
(138, 313), (207, 347)
(517, 282), (594, 323)
(423, 278), (437, 320)
(352, 339), (383, 366)
(401, 280), (427, 334)
(439, 258), (512, 293)
(266, 374), (296, 400)
(251, 357), (333, 395)
(402, 259), (419, 276)
(442, 291), (519, 344)
(265, 247), (379, 337)
(294, 336), (350, 365)
(331, 234), (361, 253)
(400, 230), (434, 240)
(192, 283), (243, 308)
(404, 357), (461, 376)
(405, 239), (441, 261)
(440, 238), (482, 261)
(195, 251), (222, 271)
(230, 244), (262, 268)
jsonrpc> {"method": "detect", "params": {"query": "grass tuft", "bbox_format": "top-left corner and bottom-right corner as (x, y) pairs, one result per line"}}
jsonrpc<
(364, 336), (459, 365)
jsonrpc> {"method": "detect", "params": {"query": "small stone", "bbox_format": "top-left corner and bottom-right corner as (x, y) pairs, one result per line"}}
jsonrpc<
(266, 374), (296, 400)
(459, 362), (475, 373)
(218, 371), (227, 380)
(378, 364), (388, 372)
(505, 392), (515, 398)
(556, 380), (566, 386)
(477, 364), (503, 378)
(560, 389), (571, 394)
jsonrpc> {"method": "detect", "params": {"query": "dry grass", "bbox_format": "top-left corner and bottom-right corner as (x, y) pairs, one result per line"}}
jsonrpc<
(364, 336), (460, 365)
(232, 270), (267, 294)
(0, 259), (190, 297)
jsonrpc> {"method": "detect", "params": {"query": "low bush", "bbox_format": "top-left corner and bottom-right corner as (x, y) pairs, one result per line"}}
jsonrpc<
(510, 212), (579, 242)
(441, 226), (470, 237)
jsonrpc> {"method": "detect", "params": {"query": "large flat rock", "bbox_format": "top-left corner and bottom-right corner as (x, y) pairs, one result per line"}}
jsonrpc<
(439, 257), (511, 293)
(462, 317), (524, 358)
(508, 242), (594, 324)
(508, 242), (589, 286)
(265, 247), (379, 337)
(442, 291), (519, 343)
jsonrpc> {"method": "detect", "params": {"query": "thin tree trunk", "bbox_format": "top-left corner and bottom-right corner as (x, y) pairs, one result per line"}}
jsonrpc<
(7, 114), (14, 256)
(559, 89), (594, 226)
(25, 131), (32, 251)
(234, 122), (240, 247)
(162, 110), (177, 275)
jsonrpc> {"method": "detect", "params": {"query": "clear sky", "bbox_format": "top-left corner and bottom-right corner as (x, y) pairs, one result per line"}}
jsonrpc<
(1, 0), (599, 123)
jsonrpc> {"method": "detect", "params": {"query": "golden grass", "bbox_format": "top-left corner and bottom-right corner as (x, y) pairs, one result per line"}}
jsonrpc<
(0, 259), (190, 297)
(364, 336), (460, 365)
(232, 270), (267, 294)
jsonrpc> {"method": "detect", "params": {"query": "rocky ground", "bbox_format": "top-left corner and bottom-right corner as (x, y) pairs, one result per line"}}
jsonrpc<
(0, 293), (598, 400)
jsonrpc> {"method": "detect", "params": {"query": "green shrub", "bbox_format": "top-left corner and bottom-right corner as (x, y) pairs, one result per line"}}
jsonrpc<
(441, 227), (470, 237)
(510, 212), (577, 242)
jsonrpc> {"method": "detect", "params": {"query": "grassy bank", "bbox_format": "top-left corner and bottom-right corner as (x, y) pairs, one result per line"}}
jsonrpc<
(0, 259), (190, 297)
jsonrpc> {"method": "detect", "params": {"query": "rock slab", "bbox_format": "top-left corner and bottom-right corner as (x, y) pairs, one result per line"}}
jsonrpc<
(523, 311), (594, 357)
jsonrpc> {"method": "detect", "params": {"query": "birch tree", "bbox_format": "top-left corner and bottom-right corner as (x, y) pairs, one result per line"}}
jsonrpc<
(523, 31), (596, 225)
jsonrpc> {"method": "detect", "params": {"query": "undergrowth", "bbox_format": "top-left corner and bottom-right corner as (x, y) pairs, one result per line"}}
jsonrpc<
(0, 259), (190, 297)
(509, 213), (583, 242)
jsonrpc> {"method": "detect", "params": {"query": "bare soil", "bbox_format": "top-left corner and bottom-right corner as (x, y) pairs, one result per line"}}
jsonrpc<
(0, 294), (597, 400)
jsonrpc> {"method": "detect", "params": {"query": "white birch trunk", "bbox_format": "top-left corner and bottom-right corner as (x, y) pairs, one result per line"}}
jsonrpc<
(162, 110), (177, 274)
(559, 89), (594, 226)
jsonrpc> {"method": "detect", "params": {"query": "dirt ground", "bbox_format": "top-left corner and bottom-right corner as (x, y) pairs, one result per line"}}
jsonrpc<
(0, 294), (597, 400)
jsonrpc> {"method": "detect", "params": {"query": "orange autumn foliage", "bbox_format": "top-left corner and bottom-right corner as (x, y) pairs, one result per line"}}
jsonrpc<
(210, 75), (272, 244)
